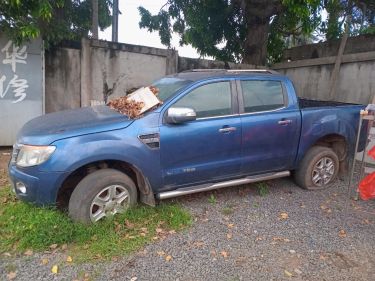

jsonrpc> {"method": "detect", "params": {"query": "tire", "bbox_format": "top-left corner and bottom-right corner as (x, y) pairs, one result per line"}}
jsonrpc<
(294, 146), (339, 190)
(68, 169), (137, 224)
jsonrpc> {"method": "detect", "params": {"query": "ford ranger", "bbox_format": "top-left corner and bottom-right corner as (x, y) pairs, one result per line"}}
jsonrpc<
(8, 69), (365, 223)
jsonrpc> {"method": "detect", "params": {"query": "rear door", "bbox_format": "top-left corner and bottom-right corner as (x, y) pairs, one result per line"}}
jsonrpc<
(159, 80), (242, 189)
(238, 78), (300, 175)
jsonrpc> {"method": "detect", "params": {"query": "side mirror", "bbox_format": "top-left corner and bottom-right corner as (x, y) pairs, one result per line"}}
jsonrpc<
(166, 107), (197, 124)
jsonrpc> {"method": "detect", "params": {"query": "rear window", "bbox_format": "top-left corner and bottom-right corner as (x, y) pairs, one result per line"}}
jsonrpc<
(241, 80), (284, 113)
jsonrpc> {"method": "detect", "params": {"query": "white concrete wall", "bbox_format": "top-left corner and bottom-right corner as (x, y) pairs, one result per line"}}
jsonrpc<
(274, 52), (375, 104)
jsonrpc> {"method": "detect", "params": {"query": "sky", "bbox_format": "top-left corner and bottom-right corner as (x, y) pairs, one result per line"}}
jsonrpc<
(100, 0), (201, 58)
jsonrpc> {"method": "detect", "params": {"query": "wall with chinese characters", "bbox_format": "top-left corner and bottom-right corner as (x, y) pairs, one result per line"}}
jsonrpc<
(0, 36), (44, 145)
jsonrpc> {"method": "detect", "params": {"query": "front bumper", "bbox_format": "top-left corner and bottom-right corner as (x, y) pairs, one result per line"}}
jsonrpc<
(8, 163), (70, 205)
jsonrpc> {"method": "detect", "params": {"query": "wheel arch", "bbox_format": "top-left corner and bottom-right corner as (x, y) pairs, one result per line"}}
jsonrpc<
(56, 159), (155, 209)
(296, 133), (349, 177)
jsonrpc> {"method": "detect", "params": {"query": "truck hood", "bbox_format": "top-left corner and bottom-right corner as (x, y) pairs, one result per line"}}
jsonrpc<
(17, 106), (134, 145)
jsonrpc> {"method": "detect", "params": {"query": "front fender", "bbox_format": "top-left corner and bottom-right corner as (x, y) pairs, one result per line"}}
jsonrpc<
(38, 129), (162, 190)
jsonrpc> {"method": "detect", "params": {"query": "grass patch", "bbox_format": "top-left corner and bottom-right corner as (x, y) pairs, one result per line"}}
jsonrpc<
(221, 204), (235, 215)
(208, 194), (217, 204)
(256, 182), (269, 197)
(0, 187), (191, 262)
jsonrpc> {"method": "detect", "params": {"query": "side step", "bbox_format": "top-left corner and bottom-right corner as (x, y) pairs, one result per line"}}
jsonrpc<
(157, 171), (290, 200)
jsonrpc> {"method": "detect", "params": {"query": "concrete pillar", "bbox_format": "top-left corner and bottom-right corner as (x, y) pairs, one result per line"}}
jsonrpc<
(80, 38), (92, 107)
(166, 49), (178, 75)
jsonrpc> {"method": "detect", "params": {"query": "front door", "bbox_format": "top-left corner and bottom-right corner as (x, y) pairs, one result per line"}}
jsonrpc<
(160, 80), (242, 189)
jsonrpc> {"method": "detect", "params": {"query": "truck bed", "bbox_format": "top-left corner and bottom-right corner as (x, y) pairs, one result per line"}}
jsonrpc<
(298, 98), (359, 109)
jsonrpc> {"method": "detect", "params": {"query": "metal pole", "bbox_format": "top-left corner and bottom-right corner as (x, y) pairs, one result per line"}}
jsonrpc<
(92, 0), (99, 39)
(348, 114), (363, 196)
(112, 0), (119, 42)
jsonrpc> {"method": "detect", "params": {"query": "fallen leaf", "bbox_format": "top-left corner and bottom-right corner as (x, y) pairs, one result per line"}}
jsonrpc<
(125, 219), (134, 229)
(140, 227), (148, 233)
(49, 244), (58, 250)
(279, 212), (289, 220)
(24, 249), (33, 256)
(156, 228), (163, 233)
(338, 229), (347, 238)
(165, 255), (172, 262)
(255, 236), (263, 241)
(66, 256), (73, 263)
(300, 203), (306, 208)
(157, 251), (166, 256)
(319, 254), (328, 260)
(210, 249), (217, 256)
(51, 265), (58, 274)
(140, 233), (146, 237)
(320, 205), (327, 210)
(168, 230), (176, 234)
(7, 272), (16, 280)
(272, 237), (290, 242)
(226, 233), (232, 239)
(362, 219), (371, 225)
(193, 241), (205, 248)
(61, 244), (68, 250)
(130, 277), (138, 281)
(152, 236), (159, 240)
(227, 223), (234, 228)
(284, 270), (293, 277)
(221, 251), (229, 258)
(41, 258), (49, 265)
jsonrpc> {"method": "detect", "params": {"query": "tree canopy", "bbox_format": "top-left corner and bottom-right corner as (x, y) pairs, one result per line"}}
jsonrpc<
(139, 0), (375, 65)
(0, 0), (112, 46)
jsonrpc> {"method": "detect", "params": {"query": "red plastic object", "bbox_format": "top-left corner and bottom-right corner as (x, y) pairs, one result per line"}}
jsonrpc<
(368, 145), (375, 159)
(358, 173), (375, 200)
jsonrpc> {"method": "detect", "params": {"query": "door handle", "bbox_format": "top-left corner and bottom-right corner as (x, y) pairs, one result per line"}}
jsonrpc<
(278, 119), (292, 125)
(219, 127), (237, 133)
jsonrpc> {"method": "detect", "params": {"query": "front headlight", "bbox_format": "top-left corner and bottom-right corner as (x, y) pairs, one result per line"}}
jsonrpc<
(16, 145), (56, 167)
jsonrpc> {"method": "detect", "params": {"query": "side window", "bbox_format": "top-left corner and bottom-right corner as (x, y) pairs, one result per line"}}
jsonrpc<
(241, 80), (285, 113)
(172, 81), (232, 118)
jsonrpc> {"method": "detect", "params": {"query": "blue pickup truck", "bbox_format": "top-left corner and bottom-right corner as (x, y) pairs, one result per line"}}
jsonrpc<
(8, 69), (364, 223)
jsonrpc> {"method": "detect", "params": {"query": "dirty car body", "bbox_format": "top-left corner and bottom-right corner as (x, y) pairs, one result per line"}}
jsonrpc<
(8, 70), (366, 223)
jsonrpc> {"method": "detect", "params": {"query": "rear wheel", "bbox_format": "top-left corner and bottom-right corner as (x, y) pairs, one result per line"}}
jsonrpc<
(294, 146), (339, 190)
(68, 169), (137, 223)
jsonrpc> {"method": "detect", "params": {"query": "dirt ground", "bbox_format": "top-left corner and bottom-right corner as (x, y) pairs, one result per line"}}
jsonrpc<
(1, 148), (374, 281)
(0, 147), (11, 187)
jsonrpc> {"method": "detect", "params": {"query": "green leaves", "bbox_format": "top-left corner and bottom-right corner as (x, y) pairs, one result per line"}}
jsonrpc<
(0, 0), (112, 47)
(138, 0), (374, 65)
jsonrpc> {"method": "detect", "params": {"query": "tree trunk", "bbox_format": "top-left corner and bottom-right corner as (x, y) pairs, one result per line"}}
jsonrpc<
(242, 20), (270, 65)
(240, 0), (283, 66)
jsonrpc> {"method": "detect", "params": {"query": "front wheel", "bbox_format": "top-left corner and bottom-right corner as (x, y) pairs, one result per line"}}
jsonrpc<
(294, 146), (339, 190)
(68, 169), (138, 223)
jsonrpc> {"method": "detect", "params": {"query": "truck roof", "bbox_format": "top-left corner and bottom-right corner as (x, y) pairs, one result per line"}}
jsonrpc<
(171, 69), (286, 81)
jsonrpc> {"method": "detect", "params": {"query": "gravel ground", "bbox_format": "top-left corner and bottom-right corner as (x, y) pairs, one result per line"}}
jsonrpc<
(1, 154), (374, 280)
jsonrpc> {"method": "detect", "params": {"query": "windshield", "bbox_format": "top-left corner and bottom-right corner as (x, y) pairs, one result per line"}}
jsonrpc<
(152, 77), (192, 102)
